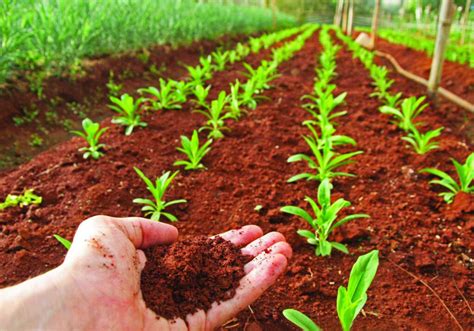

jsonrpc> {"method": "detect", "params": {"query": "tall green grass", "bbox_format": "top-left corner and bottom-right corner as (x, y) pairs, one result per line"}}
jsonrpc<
(0, 0), (296, 84)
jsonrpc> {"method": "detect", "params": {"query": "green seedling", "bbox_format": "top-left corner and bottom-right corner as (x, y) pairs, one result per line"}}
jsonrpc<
(138, 79), (183, 110)
(283, 250), (379, 331)
(281, 179), (369, 256)
(402, 126), (443, 155)
(29, 133), (43, 147)
(304, 123), (356, 150)
(283, 309), (321, 331)
(195, 91), (233, 139)
(0, 189), (42, 210)
(133, 167), (186, 222)
(211, 49), (228, 71)
(171, 80), (190, 103)
(337, 250), (379, 331)
(174, 130), (212, 170)
(71, 118), (108, 160)
(303, 89), (347, 129)
(106, 71), (122, 96)
(287, 139), (362, 183)
(379, 96), (428, 131)
(369, 66), (393, 100)
(227, 81), (245, 119)
(186, 64), (212, 87)
(249, 37), (262, 53)
(53, 234), (71, 250)
(239, 79), (264, 110)
(193, 84), (211, 109)
(421, 153), (473, 203)
(235, 43), (250, 58)
(384, 92), (402, 108)
(109, 93), (146, 135)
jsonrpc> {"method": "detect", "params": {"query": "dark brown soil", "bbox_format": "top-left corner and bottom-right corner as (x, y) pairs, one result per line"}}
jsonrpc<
(0, 30), (472, 330)
(141, 235), (250, 320)
(0, 35), (248, 172)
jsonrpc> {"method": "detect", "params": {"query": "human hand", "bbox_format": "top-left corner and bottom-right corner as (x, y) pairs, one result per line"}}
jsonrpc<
(0, 215), (291, 330)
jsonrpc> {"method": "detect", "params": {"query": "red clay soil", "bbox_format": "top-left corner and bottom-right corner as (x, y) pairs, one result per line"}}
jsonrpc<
(0, 30), (473, 330)
(0, 35), (247, 171)
(373, 36), (474, 104)
(142, 235), (250, 320)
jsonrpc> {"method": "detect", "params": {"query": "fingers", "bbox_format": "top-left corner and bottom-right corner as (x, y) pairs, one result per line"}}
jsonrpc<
(241, 231), (287, 257)
(75, 215), (178, 249)
(214, 225), (263, 247)
(244, 241), (292, 273)
(205, 253), (289, 329)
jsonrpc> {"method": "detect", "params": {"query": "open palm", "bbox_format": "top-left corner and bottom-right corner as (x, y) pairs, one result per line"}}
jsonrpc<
(62, 216), (292, 330)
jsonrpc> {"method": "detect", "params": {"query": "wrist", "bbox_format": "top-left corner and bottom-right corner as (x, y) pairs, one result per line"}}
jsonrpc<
(0, 264), (82, 329)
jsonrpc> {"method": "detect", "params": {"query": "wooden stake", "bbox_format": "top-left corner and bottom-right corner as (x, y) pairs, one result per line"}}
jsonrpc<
(342, 0), (349, 33)
(370, 0), (381, 48)
(334, 0), (344, 27)
(428, 0), (456, 97)
(460, 0), (471, 45)
(347, 0), (354, 35)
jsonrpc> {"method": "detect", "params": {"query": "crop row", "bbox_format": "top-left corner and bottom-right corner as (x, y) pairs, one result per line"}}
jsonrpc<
(337, 28), (473, 205)
(281, 26), (379, 331)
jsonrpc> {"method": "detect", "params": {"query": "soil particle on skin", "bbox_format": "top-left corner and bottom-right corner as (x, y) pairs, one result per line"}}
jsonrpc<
(141, 235), (251, 320)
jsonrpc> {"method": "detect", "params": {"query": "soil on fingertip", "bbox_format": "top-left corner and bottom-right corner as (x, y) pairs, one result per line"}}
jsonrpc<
(141, 235), (251, 320)
(0, 29), (473, 331)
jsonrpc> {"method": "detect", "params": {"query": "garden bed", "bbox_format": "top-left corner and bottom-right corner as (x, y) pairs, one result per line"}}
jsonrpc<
(0, 35), (246, 171)
(0, 28), (472, 330)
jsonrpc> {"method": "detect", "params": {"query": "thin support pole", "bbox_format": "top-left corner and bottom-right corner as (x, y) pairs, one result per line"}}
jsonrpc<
(428, 0), (456, 98)
(334, 0), (344, 27)
(370, 0), (381, 48)
(347, 0), (354, 36)
(342, 0), (349, 33)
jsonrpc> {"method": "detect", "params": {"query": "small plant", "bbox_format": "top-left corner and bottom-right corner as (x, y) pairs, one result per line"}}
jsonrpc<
(53, 234), (71, 250)
(71, 118), (108, 160)
(0, 189), (42, 210)
(193, 84), (211, 109)
(283, 250), (379, 331)
(421, 153), (473, 203)
(29, 133), (43, 147)
(369, 66), (393, 100)
(227, 81), (244, 119)
(106, 71), (123, 96)
(109, 93), (146, 135)
(287, 140), (362, 183)
(384, 92), (402, 108)
(281, 179), (369, 256)
(133, 167), (186, 222)
(283, 309), (320, 331)
(195, 91), (233, 139)
(211, 49), (228, 71)
(138, 79), (183, 110)
(402, 126), (443, 155)
(174, 130), (212, 170)
(379, 96), (428, 131)
(337, 250), (380, 331)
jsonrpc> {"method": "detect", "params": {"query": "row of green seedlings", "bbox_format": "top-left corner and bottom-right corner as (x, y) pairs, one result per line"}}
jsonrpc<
(336, 28), (473, 204)
(48, 25), (317, 248)
(0, 26), (305, 245)
(281, 27), (379, 331)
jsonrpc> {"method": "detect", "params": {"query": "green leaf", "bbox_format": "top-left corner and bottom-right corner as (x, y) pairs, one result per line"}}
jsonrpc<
(281, 206), (313, 224)
(282, 309), (321, 331)
(53, 234), (71, 250)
